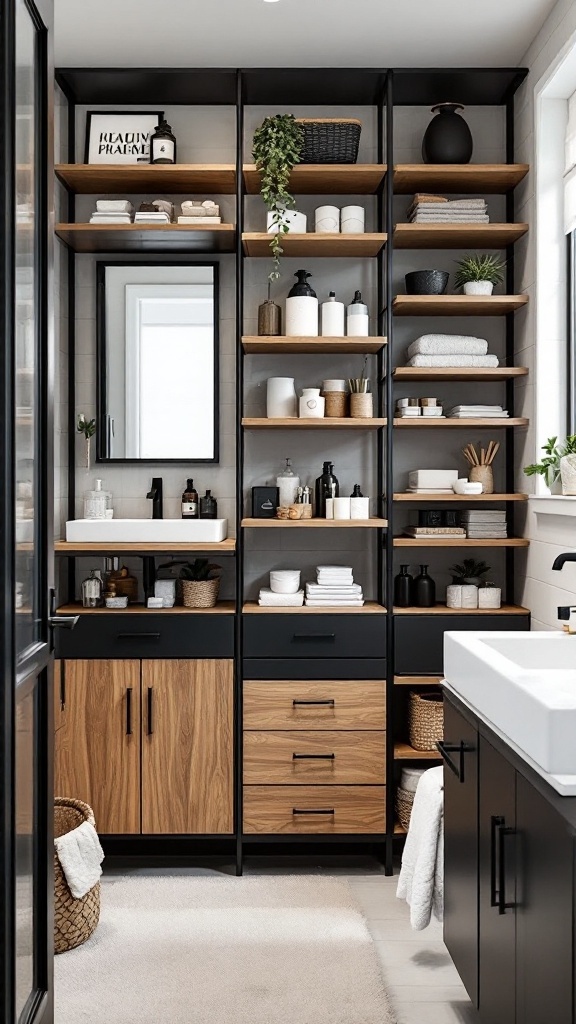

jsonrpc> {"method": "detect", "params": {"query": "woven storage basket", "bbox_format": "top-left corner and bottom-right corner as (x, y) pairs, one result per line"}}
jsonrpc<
(54, 798), (100, 954)
(296, 118), (361, 164)
(396, 787), (415, 832)
(409, 690), (444, 751)
(181, 577), (220, 608)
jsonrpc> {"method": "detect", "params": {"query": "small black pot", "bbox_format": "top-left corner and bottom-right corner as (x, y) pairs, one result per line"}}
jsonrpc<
(405, 270), (449, 295)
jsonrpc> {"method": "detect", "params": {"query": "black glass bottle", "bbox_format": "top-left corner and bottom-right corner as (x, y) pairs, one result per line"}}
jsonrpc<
(314, 461), (339, 518)
(199, 489), (217, 519)
(394, 565), (414, 607)
(414, 565), (436, 608)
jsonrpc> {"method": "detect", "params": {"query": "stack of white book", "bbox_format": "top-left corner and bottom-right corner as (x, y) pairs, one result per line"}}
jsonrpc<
(89, 199), (133, 224)
(461, 510), (508, 539)
(305, 566), (364, 607)
(448, 405), (508, 419)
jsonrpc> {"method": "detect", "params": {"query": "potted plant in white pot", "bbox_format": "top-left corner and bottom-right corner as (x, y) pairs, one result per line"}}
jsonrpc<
(454, 253), (506, 296)
(449, 558), (491, 587)
(524, 435), (576, 495)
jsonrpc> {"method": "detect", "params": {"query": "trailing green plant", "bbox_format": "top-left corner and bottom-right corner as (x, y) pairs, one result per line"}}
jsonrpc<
(252, 114), (304, 281)
(449, 558), (491, 581)
(77, 414), (96, 439)
(454, 253), (506, 288)
(524, 435), (576, 487)
(178, 559), (220, 582)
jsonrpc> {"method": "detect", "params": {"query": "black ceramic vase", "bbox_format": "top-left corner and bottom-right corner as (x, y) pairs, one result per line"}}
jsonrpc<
(405, 270), (449, 295)
(422, 103), (473, 164)
(394, 565), (414, 607)
(414, 565), (436, 608)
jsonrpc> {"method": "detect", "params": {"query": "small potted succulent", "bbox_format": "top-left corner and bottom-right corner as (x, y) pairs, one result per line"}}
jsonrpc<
(454, 253), (506, 296)
(524, 435), (576, 494)
(252, 114), (305, 281)
(179, 559), (221, 608)
(449, 558), (491, 587)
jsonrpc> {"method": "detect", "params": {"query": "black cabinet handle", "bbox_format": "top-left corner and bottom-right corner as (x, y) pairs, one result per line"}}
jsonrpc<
(490, 815), (504, 907)
(126, 688), (132, 736)
(117, 632), (161, 640)
(293, 699), (335, 706)
(436, 740), (475, 783)
(292, 808), (335, 815)
(498, 822), (516, 915)
(292, 753), (336, 760)
(147, 687), (153, 735)
(291, 633), (336, 642)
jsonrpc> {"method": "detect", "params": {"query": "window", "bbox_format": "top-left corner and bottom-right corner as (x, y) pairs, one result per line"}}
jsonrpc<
(565, 92), (576, 432)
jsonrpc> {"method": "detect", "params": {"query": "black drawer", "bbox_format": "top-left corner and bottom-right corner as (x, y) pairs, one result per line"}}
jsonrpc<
(55, 612), (235, 659)
(395, 613), (530, 675)
(243, 658), (387, 680)
(243, 613), (386, 660)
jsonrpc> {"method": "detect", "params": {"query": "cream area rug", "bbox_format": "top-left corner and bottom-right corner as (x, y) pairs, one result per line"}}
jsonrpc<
(55, 875), (395, 1024)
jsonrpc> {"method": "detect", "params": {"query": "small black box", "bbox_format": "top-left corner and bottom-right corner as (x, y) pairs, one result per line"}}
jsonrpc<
(418, 509), (444, 528)
(444, 510), (460, 528)
(252, 486), (279, 518)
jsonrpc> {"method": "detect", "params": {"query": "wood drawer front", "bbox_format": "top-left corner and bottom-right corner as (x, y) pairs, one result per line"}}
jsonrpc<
(244, 785), (386, 834)
(244, 731), (385, 785)
(243, 680), (386, 730)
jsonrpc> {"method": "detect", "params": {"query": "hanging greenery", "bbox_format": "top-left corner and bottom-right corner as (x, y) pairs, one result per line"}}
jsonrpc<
(252, 114), (304, 281)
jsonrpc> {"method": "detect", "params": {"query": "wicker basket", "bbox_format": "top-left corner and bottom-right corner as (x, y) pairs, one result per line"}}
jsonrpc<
(409, 690), (444, 751)
(54, 798), (100, 954)
(181, 577), (220, 608)
(396, 787), (415, 832)
(296, 118), (362, 164)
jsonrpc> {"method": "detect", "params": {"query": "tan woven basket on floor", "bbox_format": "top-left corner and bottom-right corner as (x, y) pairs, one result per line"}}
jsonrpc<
(408, 690), (444, 751)
(181, 577), (220, 608)
(396, 787), (415, 832)
(54, 797), (100, 954)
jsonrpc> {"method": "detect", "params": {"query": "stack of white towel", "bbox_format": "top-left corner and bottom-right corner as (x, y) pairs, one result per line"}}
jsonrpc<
(134, 199), (174, 224)
(461, 510), (507, 539)
(405, 335), (499, 369)
(408, 194), (488, 224)
(89, 199), (133, 224)
(305, 566), (364, 607)
(447, 404), (508, 419)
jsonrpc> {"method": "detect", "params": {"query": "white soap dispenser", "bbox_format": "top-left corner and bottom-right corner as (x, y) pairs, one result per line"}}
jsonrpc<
(321, 291), (345, 337)
(83, 479), (108, 520)
(276, 458), (300, 506)
(347, 290), (370, 337)
(285, 269), (318, 337)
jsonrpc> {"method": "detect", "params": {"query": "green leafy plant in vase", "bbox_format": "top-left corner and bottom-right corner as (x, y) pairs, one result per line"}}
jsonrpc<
(454, 253), (506, 296)
(252, 114), (304, 281)
(449, 558), (491, 586)
(524, 435), (576, 494)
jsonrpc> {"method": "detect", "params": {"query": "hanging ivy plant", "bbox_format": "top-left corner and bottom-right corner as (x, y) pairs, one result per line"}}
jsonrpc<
(252, 114), (304, 281)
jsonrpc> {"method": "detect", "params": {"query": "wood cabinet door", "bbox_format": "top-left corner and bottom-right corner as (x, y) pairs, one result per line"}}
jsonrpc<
(142, 660), (233, 835)
(54, 660), (141, 834)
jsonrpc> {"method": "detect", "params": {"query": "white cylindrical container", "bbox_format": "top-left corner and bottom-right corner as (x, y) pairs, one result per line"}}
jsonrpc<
(315, 205), (340, 234)
(446, 584), (463, 609)
(333, 497), (351, 520)
(461, 585), (479, 609)
(346, 290), (369, 336)
(267, 377), (297, 418)
(350, 496), (369, 519)
(463, 281), (494, 295)
(341, 205), (365, 233)
(322, 379), (347, 392)
(321, 292), (345, 336)
(286, 296), (318, 336)
(267, 209), (307, 234)
(299, 388), (325, 418)
(325, 498), (334, 520)
(478, 586), (502, 609)
(270, 569), (301, 594)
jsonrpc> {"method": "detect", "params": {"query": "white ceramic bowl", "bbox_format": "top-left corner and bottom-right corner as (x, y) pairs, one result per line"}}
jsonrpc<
(453, 478), (483, 495)
(270, 570), (301, 594)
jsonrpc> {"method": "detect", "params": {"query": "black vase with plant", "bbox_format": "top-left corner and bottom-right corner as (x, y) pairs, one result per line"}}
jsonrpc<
(252, 114), (304, 281)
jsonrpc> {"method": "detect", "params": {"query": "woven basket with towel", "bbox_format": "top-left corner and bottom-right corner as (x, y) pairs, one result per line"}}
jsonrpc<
(54, 797), (104, 953)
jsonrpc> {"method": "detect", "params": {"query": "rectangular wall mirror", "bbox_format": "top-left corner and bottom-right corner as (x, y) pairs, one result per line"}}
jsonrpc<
(96, 262), (219, 462)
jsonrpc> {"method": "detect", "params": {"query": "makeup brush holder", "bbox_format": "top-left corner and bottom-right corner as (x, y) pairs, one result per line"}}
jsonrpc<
(350, 393), (373, 418)
(469, 465), (494, 494)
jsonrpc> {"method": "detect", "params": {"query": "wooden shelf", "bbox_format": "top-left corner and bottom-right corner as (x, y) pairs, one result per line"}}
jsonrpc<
(392, 295), (528, 316)
(242, 417), (387, 430)
(394, 493), (528, 502)
(243, 163), (387, 195)
(395, 742), (442, 761)
(242, 335), (387, 355)
(55, 539), (236, 555)
(56, 601), (236, 615)
(241, 517), (388, 528)
(394, 537), (529, 548)
(55, 163), (237, 194)
(394, 675), (443, 686)
(394, 604), (530, 615)
(393, 163), (529, 195)
(55, 223), (236, 254)
(242, 233), (387, 258)
(394, 821), (408, 835)
(393, 366), (528, 382)
(393, 417), (528, 428)
(393, 223), (528, 249)
(242, 601), (386, 614)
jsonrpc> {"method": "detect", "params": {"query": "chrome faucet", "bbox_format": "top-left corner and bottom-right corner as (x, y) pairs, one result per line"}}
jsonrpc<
(552, 552), (576, 632)
(146, 477), (163, 519)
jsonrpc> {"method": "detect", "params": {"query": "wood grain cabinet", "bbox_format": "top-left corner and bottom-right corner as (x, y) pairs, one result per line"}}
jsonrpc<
(54, 658), (233, 836)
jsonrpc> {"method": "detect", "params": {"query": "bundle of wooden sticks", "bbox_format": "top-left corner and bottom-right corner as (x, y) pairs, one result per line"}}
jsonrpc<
(462, 441), (500, 467)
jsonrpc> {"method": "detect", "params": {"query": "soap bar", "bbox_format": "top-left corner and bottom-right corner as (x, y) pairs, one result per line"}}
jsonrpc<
(408, 469), (459, 489)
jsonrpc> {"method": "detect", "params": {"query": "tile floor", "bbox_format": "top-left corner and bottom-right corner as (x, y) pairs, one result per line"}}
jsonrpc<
(102, 855), (477, 1024)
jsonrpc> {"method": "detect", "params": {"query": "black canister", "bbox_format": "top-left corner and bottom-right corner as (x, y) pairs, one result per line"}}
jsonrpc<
(414, 564), (436, 607)
(422, 103), (473, 164)
(394, 565), (414, 607)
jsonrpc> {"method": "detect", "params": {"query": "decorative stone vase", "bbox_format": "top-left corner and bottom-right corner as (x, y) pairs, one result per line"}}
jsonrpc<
(469, 465), (494, 494)
(266, 377), (297, 418)
(422, 103), (473, 164)
(560, 454), (576, 495)
(478, 585), (502, 609)
(463, 281), (494, 295)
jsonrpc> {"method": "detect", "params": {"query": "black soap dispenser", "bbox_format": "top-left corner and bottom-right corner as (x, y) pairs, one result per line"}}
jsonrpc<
(394, 565), (414, 608)
(200, 489), (217, 519)
(414, 565), (436, 608)
(315, 461), (339, 518)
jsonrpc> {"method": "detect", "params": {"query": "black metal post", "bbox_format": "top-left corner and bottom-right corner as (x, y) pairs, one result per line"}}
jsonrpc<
(505, 94), (516, 605)
(234, 68), (245, 876)
(66, 94), (76, 602)
(384, 71), (396, 876)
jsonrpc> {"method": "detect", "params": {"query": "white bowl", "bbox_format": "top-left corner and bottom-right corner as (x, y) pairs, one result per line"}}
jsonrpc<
(270, 570), (301, 594)
(453, 478), (483, 495)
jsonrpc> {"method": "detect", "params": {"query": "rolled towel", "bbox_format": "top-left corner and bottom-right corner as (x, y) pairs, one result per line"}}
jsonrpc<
(258, 588), (304, 607)
(408, 336), (488, 358)
(54, 820), (104, 899)
(408, 354), (499, 368)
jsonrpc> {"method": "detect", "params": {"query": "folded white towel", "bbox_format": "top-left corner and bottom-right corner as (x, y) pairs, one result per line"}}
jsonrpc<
(316, 577), (355, 586)
(316, 566), (354, 573)
(408, 335), (488, 358)
(416, 199), (487, 210)
(305, 599), (365, 607)
(54, 820), (104, 899)
(403, 356), (498, 368)
(258, 588), (304, 607)
(89, 214), (132, 223)
(307, 583), (362, 593)
(411, 214), (490, 223)
(95, 199), (133, 213)
(397, 766), (444, 930)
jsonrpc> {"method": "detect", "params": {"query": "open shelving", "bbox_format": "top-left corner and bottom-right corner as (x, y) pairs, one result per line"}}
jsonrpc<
(242, 602), (387, 614)
(55, 163), (237, 194)
(394, 743), (442, 761)
(392, 295), (528, 316)
(394, 675), (443, 686)
(54, 539), (237, 555)
(242, 336), (387, 354)
(393, 417), (528, 428)
(393, 222), (528, 249)
(394, 605), (531, 615)
(393, 537), (530, 548)
(55, 223), (236, 254)
(242, 232), (387, 258)
(56, 602), (236, 615)
(394, 492), (528, 502)
(243, 163), (387, 195)
(393, 366), (528, 382)
(392, 163), (529, 194)
(241, 417), (387, 429)
(241, 517), (388, 528)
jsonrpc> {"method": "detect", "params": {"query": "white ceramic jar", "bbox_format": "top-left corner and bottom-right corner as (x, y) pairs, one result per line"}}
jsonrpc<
(446, 584), (463, 608)
(333, 497), (351, 520)
(266, 377), (297, 418)
(321, 293), (345, 336)
(299, 388), (325, 418)
(315, 205), (340, 234)
(270, 569), (301, 594)
(267, 209), (307, 234)
(350, 495), (370, 519)
(478, 585), (502, 609)
(341, 205), (365, 233)
(285, 296), (318, 336)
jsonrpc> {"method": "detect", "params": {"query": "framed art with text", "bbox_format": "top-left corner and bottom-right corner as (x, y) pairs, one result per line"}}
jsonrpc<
(84, 110), (164, 164)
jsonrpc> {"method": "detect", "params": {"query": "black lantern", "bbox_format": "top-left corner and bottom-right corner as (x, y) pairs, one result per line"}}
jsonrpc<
(150, 119), (177, 164)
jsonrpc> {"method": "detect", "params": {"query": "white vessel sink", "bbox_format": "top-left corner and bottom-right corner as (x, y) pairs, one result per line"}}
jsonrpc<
(66, 518), (228, 543)
(444, 631), (576, 774)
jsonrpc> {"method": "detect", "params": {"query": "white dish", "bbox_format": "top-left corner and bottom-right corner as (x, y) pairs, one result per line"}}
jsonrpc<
(270, 570), (301, 594)
(453, 479), (483, 495)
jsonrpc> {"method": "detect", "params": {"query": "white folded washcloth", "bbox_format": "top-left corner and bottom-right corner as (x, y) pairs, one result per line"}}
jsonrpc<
(316, 566), (354, 574)
(414, 199), (487, 210)
(54, 820), (104, 899)
(307, 583), (362, 593)
(411, 213), (489, 222)
(449, 411), (508, 418)
(407, 335), (488, 358)
(95, 199), (133, 213)
(258, 588), (304, 607)
(89, 213), (132, 223)
(397, 765), (444, 929)
(316, 575), (355, 585)
(305, 599), (365, 607)
(407, 354), (499, 368)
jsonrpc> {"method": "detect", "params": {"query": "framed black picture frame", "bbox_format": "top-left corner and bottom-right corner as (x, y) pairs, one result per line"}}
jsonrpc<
(84, 109), (163, 164)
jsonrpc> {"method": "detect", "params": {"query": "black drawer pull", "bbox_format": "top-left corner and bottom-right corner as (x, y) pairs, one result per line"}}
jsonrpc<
(147, 687), (153, 735)
(293, 699), (335, 707)
(291, 633), (336, 642)
(117, 632), (161, 640)
(126, 687), (132, 736)
(292, 808), (335, 815)
(498, 821), (516, 915)
(490, 815), (503, 907)
(292, 753), (336, 760)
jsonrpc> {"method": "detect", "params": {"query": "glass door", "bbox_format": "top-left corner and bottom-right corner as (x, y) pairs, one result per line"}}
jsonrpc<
(1, 0), (55, 1022)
